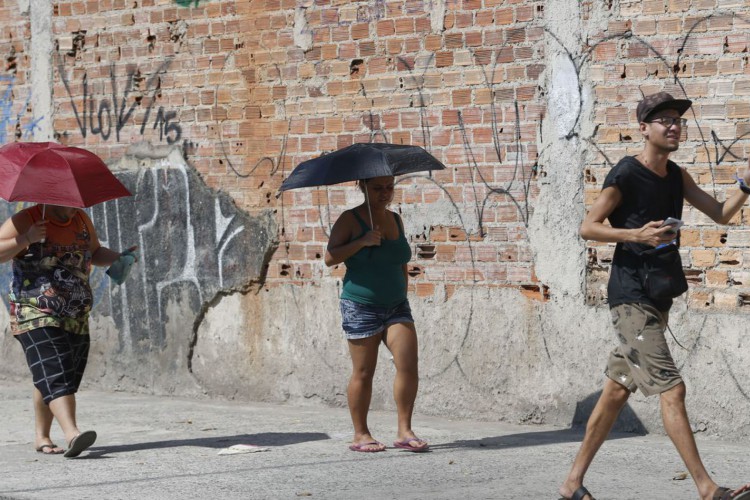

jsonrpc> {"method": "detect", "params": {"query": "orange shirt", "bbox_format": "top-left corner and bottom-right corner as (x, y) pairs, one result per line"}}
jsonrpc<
(9, 205), (94, 335)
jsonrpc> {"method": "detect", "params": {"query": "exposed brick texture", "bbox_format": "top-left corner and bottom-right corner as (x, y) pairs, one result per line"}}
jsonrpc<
(1, 1), (749, 311)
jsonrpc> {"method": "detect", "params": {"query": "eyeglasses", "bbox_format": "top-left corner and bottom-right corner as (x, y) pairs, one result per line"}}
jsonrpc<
(648, 117), (688, 128)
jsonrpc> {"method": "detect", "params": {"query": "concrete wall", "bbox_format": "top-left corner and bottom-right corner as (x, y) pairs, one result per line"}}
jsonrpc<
(2, 0), (750, 440)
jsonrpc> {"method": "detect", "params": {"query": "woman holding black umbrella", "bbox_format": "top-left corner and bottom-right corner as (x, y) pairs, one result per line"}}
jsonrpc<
(325, 176), (429, 453)
(0, 204), (136, 457)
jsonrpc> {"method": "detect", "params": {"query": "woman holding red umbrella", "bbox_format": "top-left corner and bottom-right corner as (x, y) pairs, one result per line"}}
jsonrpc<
(325, 176), (429, 453)
(0, 204), (136, 457)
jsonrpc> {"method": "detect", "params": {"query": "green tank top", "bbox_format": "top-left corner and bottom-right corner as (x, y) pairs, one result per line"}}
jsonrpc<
(340, 210), (412, 308)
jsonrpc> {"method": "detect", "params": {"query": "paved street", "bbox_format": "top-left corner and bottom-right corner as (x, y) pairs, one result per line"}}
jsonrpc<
(0, 379), (748, 499)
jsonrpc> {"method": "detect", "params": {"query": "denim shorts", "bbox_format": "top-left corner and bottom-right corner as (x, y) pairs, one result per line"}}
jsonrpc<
(340, 299), (414, 340)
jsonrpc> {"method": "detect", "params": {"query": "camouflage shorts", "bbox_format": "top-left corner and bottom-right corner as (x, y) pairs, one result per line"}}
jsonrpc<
(605, 303), (683, 397)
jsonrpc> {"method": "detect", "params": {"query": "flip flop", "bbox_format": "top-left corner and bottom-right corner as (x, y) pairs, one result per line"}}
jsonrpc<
(559, 486), (596, 500)
(64, 430), (97, 458)
(714, 487), (750, 500)
(35, 444), (64, 455)
(349, 441), (386, 452)
(392, 437), (430, 452)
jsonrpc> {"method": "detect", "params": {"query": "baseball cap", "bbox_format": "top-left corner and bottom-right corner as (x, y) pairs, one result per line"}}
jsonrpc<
(636, 92), (692, 123)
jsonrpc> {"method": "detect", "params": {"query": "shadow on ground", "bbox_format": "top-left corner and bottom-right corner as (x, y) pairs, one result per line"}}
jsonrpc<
(86, 432), (329, 457)
(432, 390), (646, 451)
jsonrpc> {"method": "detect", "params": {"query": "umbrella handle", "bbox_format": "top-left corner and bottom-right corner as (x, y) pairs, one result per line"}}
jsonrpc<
(363, 181), (375, 260)
(40, 205), (46, 244)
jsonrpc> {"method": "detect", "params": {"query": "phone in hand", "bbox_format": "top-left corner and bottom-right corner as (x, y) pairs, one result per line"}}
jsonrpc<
(660, 217), (684, 234)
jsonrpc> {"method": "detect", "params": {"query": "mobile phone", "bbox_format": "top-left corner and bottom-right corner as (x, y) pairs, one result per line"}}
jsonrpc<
(660, 217), (683, 233)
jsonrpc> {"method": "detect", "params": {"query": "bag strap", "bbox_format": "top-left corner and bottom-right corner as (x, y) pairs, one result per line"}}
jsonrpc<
(669, 162), (684, 247)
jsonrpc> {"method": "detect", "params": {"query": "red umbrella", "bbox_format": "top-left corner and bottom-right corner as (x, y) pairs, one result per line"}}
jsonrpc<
(0, 142), (131, 207)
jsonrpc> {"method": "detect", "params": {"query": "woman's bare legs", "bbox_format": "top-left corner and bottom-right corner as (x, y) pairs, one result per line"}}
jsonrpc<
(347, 333), (386, 451)
(383, 321), (427, 449)
(47, 393), (82, 445)
(32, 388), (64, 453)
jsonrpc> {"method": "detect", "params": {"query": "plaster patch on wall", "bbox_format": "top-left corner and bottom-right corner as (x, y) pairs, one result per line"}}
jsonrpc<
(294, 4), (313, 52)
(400, 198), (478, 237)
(548, 54), (580, 138)
(428, 0), (446, 33)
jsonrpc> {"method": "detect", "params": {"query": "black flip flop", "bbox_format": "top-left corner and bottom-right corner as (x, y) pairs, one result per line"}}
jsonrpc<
(714, 487), (750, 500)
(560, 486), (595, 500)
(64, 430), (97, 458)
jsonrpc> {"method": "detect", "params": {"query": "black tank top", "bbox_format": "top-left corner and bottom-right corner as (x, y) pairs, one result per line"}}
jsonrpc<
(602, 156), (684, 311)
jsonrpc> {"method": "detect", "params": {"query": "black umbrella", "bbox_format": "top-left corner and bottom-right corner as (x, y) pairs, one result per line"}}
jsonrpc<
(279, 143), (445, 226)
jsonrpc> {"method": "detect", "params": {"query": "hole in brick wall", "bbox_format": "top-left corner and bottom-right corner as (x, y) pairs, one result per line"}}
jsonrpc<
(684, 269), (702, 284)
(720, 234), (727, 244)
(521, 284), (550, 301)
(280, 264), (291, 276)
(587, 248), (597, 266)
(147, 33), (156, 52)
(5, 47), (16, 73)
(68, 31), (87, 58)
(585, 169), (597, 183)
(350, 59), (364, 76)
(315, 253), (321, 259)
(416, 244), (436, 259)
(740, 293), (750, 306)
(407, 265), (423, 277)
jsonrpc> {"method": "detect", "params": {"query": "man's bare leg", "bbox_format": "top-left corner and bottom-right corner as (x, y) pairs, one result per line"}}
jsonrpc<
(660, 383), (721, 500)
(559, 378), (631, 499)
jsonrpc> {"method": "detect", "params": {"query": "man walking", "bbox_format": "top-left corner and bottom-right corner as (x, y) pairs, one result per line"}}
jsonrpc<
(559, 92), (750, 500)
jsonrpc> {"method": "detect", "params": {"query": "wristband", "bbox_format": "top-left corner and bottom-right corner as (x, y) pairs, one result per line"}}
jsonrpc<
(736, 175), (750, 195)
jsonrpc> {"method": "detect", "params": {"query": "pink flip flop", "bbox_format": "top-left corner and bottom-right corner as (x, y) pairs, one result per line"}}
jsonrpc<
(349, 441), (386, 452)
(393, 437), (430, 452)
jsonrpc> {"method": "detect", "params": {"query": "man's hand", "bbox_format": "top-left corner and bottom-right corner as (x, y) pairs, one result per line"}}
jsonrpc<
(743, 156), (750, 185)
(634, 221), (676, 247)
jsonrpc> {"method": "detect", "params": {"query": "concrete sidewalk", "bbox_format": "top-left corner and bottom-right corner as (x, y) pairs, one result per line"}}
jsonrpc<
(0, 379), (748, 500)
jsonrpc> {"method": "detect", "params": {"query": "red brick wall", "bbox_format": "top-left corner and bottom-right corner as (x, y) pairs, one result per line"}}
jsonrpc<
(5, 1), (750, 310)
(246, 1), (547, 300)
(0, 1), (32, 144)
(583, 4), (750, 310)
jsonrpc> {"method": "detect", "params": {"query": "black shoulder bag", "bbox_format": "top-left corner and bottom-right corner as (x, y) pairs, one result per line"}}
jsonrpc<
(641, 244), (688, 299)
(639, 166), (688, 300)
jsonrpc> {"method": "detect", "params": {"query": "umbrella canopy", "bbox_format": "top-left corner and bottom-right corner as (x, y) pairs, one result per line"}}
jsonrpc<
(279, 143), (445, 192)
(0, 142), (131, 208)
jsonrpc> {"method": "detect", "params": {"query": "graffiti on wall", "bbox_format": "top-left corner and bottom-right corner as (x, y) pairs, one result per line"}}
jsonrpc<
(90, 163), (276, 361)
(57, 56), (181, 145)
(0, 163), (277, 367)
(0, 75), (42, 142)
